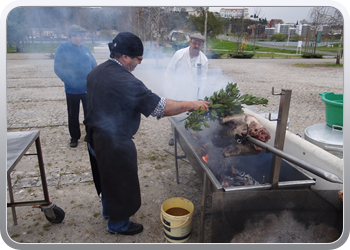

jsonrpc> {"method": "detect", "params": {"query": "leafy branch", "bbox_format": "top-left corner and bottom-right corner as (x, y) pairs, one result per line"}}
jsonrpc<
(181, 83), (268, 131)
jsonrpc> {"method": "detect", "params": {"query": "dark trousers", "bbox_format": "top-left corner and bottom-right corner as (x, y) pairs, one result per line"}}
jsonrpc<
(65, 92), (87, 139)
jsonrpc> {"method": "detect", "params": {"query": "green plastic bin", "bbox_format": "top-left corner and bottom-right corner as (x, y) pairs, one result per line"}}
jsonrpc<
(319, 92), (343, 127)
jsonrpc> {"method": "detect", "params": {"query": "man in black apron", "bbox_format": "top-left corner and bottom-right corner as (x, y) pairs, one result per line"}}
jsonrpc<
(84, 32), (210, 235)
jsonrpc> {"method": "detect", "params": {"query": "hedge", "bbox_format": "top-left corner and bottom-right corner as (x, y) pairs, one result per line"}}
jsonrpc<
(301, 53), (324, 58)
(228, 52), (255, 58)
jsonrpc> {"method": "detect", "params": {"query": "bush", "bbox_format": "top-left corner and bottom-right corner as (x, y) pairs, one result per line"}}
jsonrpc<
(301, 53), (323, 58)
(272, 33), (287, 41)
(206, 51), (224, 59)
(291, 34), (301, 41)
(228, 52), (255, 59)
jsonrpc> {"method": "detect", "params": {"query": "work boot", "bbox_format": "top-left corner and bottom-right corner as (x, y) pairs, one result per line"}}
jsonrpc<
(70, 138), (78, 148)
(108, 222), (143, 236)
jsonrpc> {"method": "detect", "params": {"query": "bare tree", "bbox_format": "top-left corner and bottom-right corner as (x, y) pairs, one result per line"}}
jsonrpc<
(204, 7), (208, 54)
(252, 7), (262, 53)
(308, 7), (343, 64)
(326, 8), (343, 64)
(117, 7), (137, 33)
(234, 8), (248, 53)
(308, 7), (328, 53)
(146, 7), (171, 64)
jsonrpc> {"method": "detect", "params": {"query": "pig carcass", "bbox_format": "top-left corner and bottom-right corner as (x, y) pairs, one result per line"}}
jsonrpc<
(211, 113), (271, 157)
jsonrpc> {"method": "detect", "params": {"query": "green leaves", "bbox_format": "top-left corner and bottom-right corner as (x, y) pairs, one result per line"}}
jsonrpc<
(180, 106), (210, 132)
(182, 82), (269, 131)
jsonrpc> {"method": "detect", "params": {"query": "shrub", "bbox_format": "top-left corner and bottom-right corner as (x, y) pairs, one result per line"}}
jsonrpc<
(206, 51), (224, 59)
(228, 52), (255, 59)
(272, 33), (287, 41)
(291, 34), (301, 41)
(301, 53), (323, 58)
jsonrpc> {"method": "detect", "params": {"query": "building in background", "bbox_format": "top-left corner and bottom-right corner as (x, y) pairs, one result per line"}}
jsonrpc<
(247, 24), (266, 37)
(220, 8), (249, 18)
(265, 27), (275, 36)
(269, 19), (283, 28)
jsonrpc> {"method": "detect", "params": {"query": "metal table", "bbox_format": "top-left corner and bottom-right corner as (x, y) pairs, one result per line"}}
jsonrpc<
(7, 130), (65, 225)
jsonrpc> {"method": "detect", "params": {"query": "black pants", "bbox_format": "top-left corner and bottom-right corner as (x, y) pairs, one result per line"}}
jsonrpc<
(65, 92), (87, 139)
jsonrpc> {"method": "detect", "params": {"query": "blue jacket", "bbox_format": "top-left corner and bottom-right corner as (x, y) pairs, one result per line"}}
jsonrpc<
(54, 41), (97, 94)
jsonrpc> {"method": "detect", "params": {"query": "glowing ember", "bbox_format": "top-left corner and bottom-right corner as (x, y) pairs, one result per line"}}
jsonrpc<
(202, 154), (209, 164)
(220, 168), (260, 187)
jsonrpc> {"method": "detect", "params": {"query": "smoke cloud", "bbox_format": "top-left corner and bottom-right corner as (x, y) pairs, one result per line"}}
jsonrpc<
(132, 47), (237, 103)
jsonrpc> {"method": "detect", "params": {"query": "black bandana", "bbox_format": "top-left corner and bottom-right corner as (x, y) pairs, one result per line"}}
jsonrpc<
(108, 32), (143, 57)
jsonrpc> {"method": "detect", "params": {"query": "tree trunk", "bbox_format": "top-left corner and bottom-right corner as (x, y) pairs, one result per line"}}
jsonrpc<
(204, 7), (208, 54)
(16, 41), (21, 52)
(253, 26), (256, 53)
(336, 33), (343, 64)
(155, 19), (159, 67)
(314, 40), (317, 54)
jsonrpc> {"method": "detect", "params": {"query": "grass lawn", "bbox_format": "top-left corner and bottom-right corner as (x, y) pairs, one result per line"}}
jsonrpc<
(7, 38), (342, 61)
(207, 38), (341, 55)
(294, 62), (343, 67)
(207, 38), (298, 54)
(313, 43), (342, 53)
(253, 53), (302, 58)
(7, 42), (99, 53)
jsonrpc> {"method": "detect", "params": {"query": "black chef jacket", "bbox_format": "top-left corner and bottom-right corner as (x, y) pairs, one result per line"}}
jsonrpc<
(84, 59), (161, 222)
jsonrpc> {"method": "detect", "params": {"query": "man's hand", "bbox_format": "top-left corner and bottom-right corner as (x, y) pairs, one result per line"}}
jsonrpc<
(164, 99), (210, 117)
(191, 100), (211, 112)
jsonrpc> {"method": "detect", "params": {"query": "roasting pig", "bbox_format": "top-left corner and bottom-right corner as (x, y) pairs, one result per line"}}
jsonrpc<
(211, 113), (271, 157)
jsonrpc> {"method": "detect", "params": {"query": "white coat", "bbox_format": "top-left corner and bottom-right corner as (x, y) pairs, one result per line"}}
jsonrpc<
(164, 46), (208, 101)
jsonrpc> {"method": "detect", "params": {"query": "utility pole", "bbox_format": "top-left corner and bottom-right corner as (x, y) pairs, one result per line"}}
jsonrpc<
(241, 7), (245, 52)
(204, 7), (208, 54)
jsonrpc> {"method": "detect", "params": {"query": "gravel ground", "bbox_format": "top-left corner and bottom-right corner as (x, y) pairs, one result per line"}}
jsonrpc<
(4, 52), (343, 246)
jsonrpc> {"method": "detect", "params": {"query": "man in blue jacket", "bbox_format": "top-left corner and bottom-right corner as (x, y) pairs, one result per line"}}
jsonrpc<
(54, 25), (97, 147)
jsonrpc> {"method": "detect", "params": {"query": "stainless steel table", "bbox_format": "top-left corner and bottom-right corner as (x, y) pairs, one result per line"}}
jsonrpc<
(7, 130), (65, 225)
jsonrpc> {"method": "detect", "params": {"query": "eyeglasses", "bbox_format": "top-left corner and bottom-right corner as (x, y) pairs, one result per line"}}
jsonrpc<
(191, 40), (204, 46)
(76, 33), (86, 37)
(131, 56), (143, 62)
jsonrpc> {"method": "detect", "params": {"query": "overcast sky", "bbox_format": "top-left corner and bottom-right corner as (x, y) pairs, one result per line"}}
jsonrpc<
(209, 7), (314, 23)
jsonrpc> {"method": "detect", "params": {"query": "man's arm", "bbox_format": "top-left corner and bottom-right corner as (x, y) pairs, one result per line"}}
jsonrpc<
(198, 54), (209, 99)
(86, 46), (97, 68)
(164, 50), (183, 78)
(164, 99), (210, 117)
(164, 57), (177, 78)
(54, 46), (70, 84)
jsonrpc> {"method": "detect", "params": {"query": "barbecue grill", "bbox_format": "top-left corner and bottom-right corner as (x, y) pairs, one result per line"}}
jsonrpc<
(167, 89), (343, 243)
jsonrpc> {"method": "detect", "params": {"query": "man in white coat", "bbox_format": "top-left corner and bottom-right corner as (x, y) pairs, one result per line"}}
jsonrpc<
(165, 33), (208, 101)
(165, 33), (208, 145)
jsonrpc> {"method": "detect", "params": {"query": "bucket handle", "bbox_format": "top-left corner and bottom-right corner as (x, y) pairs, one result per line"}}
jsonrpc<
(332, 125), (343, 131)
(160, 213), (190, 229)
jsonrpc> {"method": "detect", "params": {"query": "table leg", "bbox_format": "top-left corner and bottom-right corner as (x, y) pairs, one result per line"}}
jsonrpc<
(35, 137), (50, 204)
(199, 172), (209, 242)
(174, 128), (180, 184)
(7, 173), (17, 225)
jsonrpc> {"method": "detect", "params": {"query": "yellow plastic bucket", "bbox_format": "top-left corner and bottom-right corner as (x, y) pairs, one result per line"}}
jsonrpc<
(160, 197), (194, 243)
